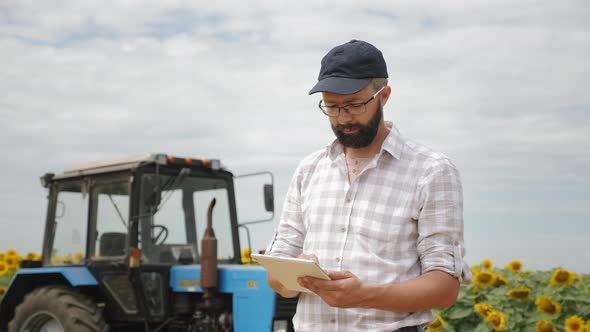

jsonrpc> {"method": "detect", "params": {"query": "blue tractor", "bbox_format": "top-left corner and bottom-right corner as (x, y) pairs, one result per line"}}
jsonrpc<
(0, 154), (296, 331)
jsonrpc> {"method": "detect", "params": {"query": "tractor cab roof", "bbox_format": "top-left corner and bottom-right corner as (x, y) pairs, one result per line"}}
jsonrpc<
(42, 153), (225, 186)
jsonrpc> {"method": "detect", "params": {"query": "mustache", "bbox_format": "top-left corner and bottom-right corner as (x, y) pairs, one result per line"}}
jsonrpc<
(335, 124), (362, 131)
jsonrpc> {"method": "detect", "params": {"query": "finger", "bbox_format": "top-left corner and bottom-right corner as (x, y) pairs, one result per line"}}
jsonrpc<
(297, 277), (305, 287)
(299, 277), (319, 293)
(300, 276), (327, 288)
(297, 253), (319, 264)
(327, 270), (353, 280)
(305, 278), (346, 291)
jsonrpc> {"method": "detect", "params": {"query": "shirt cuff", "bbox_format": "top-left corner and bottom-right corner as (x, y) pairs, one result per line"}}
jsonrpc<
(420, 243), (472, 284)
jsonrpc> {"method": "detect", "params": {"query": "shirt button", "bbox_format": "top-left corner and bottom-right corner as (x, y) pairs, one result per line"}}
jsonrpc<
(335, 257), (340, 263)
(330, 319), (336, 323)
(341, 227), (346, 232)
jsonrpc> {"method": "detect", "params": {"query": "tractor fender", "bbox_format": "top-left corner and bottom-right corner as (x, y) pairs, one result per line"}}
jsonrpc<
(0, 267), (99, 331)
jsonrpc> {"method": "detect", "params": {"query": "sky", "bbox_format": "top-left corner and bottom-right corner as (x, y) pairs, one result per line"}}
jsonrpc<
(1, 1), (589, 273)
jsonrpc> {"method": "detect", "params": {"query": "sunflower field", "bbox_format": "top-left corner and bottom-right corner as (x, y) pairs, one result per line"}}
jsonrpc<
(0, 249), (42, 300)
(427, 259), (590, 332)
(1, 252), (589, 332)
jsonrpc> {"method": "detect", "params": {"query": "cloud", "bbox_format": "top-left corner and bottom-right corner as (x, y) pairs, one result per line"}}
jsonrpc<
(0, 1), (588, 271)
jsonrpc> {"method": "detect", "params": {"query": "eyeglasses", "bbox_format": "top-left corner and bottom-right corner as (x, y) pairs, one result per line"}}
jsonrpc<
(318, 86), (385, 117)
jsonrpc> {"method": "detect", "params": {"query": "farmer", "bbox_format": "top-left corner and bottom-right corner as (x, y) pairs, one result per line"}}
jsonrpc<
(266, 40), (471, 331)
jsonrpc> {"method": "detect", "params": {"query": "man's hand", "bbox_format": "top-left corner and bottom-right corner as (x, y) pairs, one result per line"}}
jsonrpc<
(298, 270), (369, 308)
(302, 270), (460, 312)
(267, 273), (299, 298)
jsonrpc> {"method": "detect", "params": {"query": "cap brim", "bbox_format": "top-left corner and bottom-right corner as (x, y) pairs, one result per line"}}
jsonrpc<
(308, 77), (371, 95)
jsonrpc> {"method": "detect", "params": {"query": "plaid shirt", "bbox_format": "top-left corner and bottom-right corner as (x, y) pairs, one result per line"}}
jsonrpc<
(267, 122), (471, 332)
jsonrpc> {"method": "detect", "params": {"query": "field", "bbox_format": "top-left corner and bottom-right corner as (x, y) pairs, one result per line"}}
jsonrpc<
(429, 260), (590, 332)
(1, 251), (589, 331)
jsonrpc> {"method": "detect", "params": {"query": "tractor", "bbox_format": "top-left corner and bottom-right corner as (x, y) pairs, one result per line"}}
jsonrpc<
(0, 153), (297, 331)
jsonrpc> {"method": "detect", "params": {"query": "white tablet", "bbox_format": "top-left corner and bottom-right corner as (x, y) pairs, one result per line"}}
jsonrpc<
(251, 254), (331, 293)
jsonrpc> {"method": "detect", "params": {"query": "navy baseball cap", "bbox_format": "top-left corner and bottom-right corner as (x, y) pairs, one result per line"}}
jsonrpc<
(309, 40), (388, 95)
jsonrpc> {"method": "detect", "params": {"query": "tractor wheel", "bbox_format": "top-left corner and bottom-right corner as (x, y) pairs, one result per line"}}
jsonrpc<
(8, 286), (107, 332)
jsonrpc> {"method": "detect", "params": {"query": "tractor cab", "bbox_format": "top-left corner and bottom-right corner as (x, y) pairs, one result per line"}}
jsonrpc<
(43, 154), (244, 267)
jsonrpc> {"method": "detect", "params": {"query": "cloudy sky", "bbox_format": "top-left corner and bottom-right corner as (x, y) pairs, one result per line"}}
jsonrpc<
(1, 1), (589, 273)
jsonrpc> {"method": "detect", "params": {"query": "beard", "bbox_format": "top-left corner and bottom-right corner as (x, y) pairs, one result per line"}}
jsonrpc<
(331, 101), (383, 148)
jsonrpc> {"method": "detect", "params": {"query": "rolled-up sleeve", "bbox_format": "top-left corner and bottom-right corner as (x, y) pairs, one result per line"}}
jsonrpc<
(266, 164), (307, 258)
(416, 158), (472, 284)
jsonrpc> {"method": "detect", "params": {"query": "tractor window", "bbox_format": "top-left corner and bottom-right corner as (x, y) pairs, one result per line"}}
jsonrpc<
(94, 181), (130, 257)
(51, 182), (88, 265)
(149, 188), (188, 245)
(140, 173), (235, 263)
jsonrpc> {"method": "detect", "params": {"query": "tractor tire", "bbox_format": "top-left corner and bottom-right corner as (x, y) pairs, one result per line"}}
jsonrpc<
(8, 286), (108, 332)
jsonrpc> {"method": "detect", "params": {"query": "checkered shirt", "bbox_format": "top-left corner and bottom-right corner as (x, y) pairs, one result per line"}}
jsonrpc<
(267, 122), (471, 332)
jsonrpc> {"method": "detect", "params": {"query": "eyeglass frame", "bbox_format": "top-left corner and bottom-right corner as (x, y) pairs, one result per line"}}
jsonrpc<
(318, 86), (385, 117)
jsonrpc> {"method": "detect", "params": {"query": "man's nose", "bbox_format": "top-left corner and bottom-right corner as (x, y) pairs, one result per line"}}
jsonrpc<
(336, 109), (353, 124)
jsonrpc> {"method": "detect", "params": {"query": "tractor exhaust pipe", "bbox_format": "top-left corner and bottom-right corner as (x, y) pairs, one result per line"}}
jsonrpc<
(201, 198), (217, 309)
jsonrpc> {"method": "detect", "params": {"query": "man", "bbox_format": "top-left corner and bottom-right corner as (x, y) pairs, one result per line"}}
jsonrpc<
(266, 40), (471, 332)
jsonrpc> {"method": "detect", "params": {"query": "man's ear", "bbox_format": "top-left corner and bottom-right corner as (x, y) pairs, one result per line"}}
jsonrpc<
(380, 85), (392, 106)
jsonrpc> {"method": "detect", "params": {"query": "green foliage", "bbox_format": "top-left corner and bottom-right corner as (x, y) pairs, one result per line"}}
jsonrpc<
(0, 273), (13, 303)
(432, 266), (590, 332)
(0, 274), (12, 287)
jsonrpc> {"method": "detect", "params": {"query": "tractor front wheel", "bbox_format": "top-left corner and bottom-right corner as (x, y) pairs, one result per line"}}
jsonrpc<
(8, 286), (107, 332)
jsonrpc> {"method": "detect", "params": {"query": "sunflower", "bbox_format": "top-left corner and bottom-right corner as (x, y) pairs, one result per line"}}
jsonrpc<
(565, 316), (585, 332)
(4, 255), (18, 268)
(536, 320), (557, 332)
(0, 253), (5, 261)
(471, 264), (481, 276)
(535, 296), (562, 315)
(51, 256), (63, 265)
(25, 252), (37, 261)
(507, 287), (532, 301)
(475, 303), (495, 318)
(494, 274), (509, 287)
(545, 301), (562, 316)
(0, 262), (8, 276)
(427, 314), (447, 332)
(503, 259), (523, 273)
(486, 310), (507, 331)
(481, 259), (493, 269)
(550, 268), (575, 287)
(6, 249), (18, 256)
(0, 287), (6, 298)
(586, 320), (590, 332)
(535, 296), (553, 310)
(62, 254), (74, 264)
(72, 252), (85, 264)
(574, 274), (588, 283)
(474, 270), (496, 287)
(241, 248), (252, 264)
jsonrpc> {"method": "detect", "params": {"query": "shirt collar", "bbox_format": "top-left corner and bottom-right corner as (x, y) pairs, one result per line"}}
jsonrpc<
(326, 121), (404, 161)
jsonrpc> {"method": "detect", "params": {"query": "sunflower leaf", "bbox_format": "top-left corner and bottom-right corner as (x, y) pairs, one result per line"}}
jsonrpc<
(471, 321), (490, 332)
(560, 295), (590, 303)
(446, 306), (472, 319)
